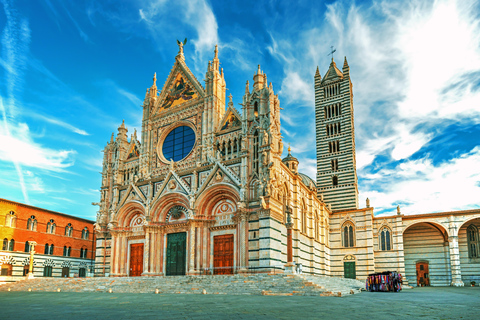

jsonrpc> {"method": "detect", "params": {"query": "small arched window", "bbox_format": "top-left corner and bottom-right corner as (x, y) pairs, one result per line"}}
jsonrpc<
(5, 211), (16, 227)
(8, 239), (14, 251)
(46, 219), (56, 234)
(342, 222), (355, 247)
(467, 225), (479, 258)
(27, 216), (37, 231)
(44, 243), (49, 254)
(254, 101), (259, 117)
(82, 227), (89, 240)
(25, 241), (30, 252)
(80, 248), (87, 259)
(2, 238), (8, 250)
(65, 223), (73, 237)
(50, 244), (54, 255)
(332, 176), (338, 186)
(301, 204), (307, 234)
(379, 227), (392, 251)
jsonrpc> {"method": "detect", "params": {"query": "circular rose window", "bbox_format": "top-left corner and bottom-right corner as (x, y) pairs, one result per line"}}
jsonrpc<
(162, 126), (195, 162)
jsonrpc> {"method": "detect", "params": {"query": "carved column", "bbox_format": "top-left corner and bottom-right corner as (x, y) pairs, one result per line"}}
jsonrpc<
(143, 229), (150, 275)
(449, 236), (464, 286)
(188, 224), (197, 274)
(111, 233), (118, 276)
(238, 212), (248, 273)
(284, 206), (296, 274)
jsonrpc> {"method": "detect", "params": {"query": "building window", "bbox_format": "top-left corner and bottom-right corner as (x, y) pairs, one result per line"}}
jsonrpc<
(254, 101), (259, 117)
(44, 243), (49, 254)
(467, 225), (479, 258)
(5, 211), (16, 227)
(331, 159), (339, 171)
(9, 239), (14, 251)
(379, 227), (392, 251)
(253, 130), (259, 175)
(63, 246), (71, 257)
(162, 125), (195, 162)
(82, 227), (89, 240)
(50, 244), (54, 255)
(301, 203), (307, 234)
(342, 222), (355, 247)
(65, 223), (73, 237)
(27, 216), (37, 231)
(332, 176), (338, 186)
(46, 219), (56, 234)
(2, 238), (7, 250)
(80, 248), (87, 259)
(25, 241), (30, 252)
(43, 266), (53, 277)
(1, 264), (12, 276)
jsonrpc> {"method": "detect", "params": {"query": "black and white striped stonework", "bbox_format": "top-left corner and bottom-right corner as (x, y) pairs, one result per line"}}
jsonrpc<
(314, 59), (359, 211)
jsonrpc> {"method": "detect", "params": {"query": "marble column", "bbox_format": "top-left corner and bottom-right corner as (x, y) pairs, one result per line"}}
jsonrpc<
(143, 230), (150, 275)
(238, 214), (248, 273)
(188, 224), (197, 274)
(284, 207), (295, 274)
(449, 236), (464, 286)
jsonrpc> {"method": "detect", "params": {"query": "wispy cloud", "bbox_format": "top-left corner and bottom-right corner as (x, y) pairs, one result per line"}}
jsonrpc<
(139, 0), (218, 72)
(27, 111), (90, 135)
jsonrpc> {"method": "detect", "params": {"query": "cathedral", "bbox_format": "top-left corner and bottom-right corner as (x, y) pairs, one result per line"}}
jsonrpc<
(94, 44), (480, 286)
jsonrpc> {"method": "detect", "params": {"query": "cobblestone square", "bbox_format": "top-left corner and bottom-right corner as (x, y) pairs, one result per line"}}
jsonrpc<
(1, 287), (479, 319)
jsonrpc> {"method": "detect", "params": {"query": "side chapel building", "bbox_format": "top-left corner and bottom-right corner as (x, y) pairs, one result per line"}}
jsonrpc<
(94, 44), (480, 286)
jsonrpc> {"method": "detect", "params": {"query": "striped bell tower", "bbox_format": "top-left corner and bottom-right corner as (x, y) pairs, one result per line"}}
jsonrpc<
(315, 57), (358, 211)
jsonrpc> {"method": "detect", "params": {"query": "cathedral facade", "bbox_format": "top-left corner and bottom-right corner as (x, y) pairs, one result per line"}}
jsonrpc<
(94, 44), (480, 286)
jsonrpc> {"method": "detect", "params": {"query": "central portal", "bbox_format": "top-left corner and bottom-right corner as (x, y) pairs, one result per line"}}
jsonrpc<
(166, 232), (187, 276)
(129, 243), (144, 276)
(214, 234), (234, 275)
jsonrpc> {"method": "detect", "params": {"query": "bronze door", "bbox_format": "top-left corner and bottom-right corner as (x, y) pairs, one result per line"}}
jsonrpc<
(130, 243), (144, 276)
(166, 232), (187, 276)
(214, 234), (234, 275)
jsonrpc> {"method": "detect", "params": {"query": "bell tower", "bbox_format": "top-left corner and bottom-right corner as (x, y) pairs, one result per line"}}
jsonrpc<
(315, 57), (358, 211)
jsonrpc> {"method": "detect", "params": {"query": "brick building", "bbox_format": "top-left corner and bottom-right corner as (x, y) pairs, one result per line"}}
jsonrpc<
(0, 198), (95, 280)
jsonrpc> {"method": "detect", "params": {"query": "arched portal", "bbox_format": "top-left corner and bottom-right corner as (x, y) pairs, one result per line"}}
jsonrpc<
(403, 222), (450, 286)
(458, 217), (480, 284)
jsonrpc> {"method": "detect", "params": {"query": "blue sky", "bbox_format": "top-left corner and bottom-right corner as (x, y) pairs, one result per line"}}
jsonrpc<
(1, 0), (479, 220)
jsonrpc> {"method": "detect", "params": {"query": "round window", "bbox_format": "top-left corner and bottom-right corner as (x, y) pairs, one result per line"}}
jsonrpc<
(162, 126), (195, 162)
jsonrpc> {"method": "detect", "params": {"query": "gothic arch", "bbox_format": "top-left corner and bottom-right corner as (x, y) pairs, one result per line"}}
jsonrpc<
(403, 221), (449, 242)
(196, 184), (240, 217)
(116, 200), (146, 227)
(151, 192), (190, 223)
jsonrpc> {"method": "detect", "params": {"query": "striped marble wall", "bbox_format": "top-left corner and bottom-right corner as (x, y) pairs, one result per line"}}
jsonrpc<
(458, 218), (480, 284)
(403, 223), (451, 286)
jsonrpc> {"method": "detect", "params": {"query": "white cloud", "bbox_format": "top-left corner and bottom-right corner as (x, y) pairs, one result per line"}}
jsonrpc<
(360, 146), (480, 215)
(0, 119), (76, 171)
(27, 112), (89, 136)
(138, 0), (218, 72)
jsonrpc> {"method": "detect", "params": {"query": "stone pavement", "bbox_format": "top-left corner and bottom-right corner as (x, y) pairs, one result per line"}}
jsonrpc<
(0, 274), (365, 297)
(0, 286), (479, 319)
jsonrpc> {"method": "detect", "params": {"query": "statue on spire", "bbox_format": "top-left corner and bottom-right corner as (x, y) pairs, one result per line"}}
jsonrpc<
(176, 38), (187, 56)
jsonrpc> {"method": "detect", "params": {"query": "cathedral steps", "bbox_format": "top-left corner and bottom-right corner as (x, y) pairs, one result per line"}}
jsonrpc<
(0, 274), (363, 297)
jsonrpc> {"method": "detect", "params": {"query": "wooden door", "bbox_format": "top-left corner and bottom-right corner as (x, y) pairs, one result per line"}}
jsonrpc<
(129, 243), (144, 276)
(166, 232), (186, 276)
(61, 267), (70, 277)
(416, 262), (429, 286)
(344, 262), (356, 279)
(214, 234), (234, 275)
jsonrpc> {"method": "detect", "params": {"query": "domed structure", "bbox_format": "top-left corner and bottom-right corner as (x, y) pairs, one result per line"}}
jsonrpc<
(282, 145), (299, 174)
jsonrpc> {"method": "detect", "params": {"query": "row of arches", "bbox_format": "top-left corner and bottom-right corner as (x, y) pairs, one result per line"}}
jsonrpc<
(324, 83), (341, 98)
(216, 137), (240, 161)
(23, 215), (89, 239)
(326, 122), (341, 136)
(328, 140), (340, 153)
(324, 103), (342, 119)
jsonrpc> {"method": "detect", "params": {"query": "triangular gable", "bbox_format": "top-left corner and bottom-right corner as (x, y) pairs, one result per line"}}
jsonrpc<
(126, 143), (140, 160)
(321, 60), (343, 84)
(196, 161), (241, 196)
(219, 107), (241, 131)
(118, 183), (147, 208)
(152, 59), (205, 117)
(152, 170), (191, 203)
